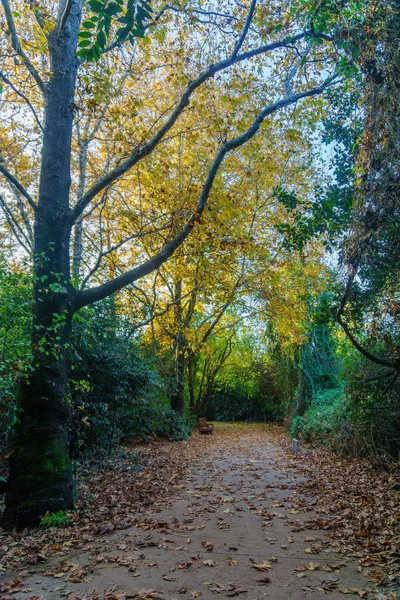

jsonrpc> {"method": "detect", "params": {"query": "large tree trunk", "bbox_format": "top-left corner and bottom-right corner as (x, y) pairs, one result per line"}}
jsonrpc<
(2, 3), (82, 530)
(3, 304), (74, 529)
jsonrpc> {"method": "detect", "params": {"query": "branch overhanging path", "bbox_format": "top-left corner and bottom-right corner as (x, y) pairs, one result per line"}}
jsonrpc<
(0, 0), (340, 310)
(73, 75), (337, 310)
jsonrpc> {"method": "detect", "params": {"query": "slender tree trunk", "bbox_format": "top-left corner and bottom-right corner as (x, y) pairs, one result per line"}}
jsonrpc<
(187, 357), (196, 411)
(170, 279), (186, 414)
(199, 393), (212, 419)
(3, 3), (82, 530)
(73, 217), (83, 281)
(72, 140), (88, 282)
(171, 335), (186, 414)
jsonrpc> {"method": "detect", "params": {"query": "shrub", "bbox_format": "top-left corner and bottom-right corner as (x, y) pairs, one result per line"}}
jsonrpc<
(296, 386), (350, 445)
(0, 264), (32, 441)
(40, 510), (71, 528)
(345, 358), (400, 460)
(121, 404), (192, 441)
(69, 299), (191, 453)
(291, 415), (303, 438)
(207, 382), (258, 422)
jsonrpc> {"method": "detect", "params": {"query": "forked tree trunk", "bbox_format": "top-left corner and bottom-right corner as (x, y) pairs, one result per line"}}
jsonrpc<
(2, 3), (82, 530)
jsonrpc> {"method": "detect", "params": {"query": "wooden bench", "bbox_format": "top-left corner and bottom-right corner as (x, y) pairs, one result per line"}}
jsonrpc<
(197, 417), (213, 434)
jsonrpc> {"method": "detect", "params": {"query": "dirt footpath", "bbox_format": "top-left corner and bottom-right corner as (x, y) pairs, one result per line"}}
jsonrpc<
(3, 424), (384, 600)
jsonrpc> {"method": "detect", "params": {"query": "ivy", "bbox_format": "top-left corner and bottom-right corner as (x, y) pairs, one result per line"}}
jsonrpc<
(77, 0), (153, 62)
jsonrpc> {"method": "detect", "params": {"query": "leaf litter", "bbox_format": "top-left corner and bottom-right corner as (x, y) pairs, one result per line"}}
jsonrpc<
(0, 423), (399, 600)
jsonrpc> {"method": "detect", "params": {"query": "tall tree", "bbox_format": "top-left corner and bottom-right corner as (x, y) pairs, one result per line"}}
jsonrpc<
(336, 0), (400, 378)
(0, 0), (353, 528)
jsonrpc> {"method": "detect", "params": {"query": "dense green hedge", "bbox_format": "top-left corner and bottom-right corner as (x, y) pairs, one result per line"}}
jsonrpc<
(0, 269), (191, 453)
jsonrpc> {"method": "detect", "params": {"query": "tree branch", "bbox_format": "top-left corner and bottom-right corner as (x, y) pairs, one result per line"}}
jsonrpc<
(0, 164), (37, 210)
(73, 78), (333, 311)
(73, 30), (310, 222)
(336, 262), (399, 370)
(0, 71), (44, 132)
(13, 188), (34, 242)
(0, 193), (32, 254)
(231, 0), (256, 59)
(185, 293), (237, 365)
(1, 0), (46, 94)
(58, 0), (73, 32)
(81, 222), (171, 287)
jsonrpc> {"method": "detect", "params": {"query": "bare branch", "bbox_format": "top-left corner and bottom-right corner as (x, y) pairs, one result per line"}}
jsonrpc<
(337, 262), (399, 370)
(58, 0), (73, 32)
(81, 223), (171, 287)
(231, 0), (256, 59)
(284, 43), (312, 96)
(0, 193), (33, 254)
(127, 282), (201, 336)
(26, 0), (46, 30)
(13, 188), (34, 242)
(0, 164), (37, 210)
(0, 71), (44, 132)
(185, 292), (237, 365)
(1, 0), (46, 94)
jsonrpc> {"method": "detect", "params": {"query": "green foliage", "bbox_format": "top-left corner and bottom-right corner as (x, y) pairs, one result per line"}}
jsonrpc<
(0, 271), (191, 451)
(78, 0), (153, 61)
(343, 351), (400, 460)
(275, 281), (400, 461)
(207, 382), (259, 422)
(203, 333), (285, 424)
(40, 510), (71, 528)
(275, 85), (363, 254)
(301, 325), (340, 395)
(291, 415), (303, 438)
(69, 298), (190, 453)
(207, 364), (284, 424)
(0, 263), (32, 439)
(123, 404), (192, 441)
(294, 387), (349, 444)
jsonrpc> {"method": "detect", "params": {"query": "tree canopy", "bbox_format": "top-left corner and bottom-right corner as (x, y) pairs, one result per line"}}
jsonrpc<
(0, 0), (399, 530)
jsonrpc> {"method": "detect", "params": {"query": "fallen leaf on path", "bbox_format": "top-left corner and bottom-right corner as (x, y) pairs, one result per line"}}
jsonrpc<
(201, 540), (214, 551)
(250, 560), (272, 571)
(339, 589), (369, 598)
(319, 579), (340, 591)
(131, 590), (165, 600)
(203, 559), (217, 567)
(207, 582), (247, 596)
